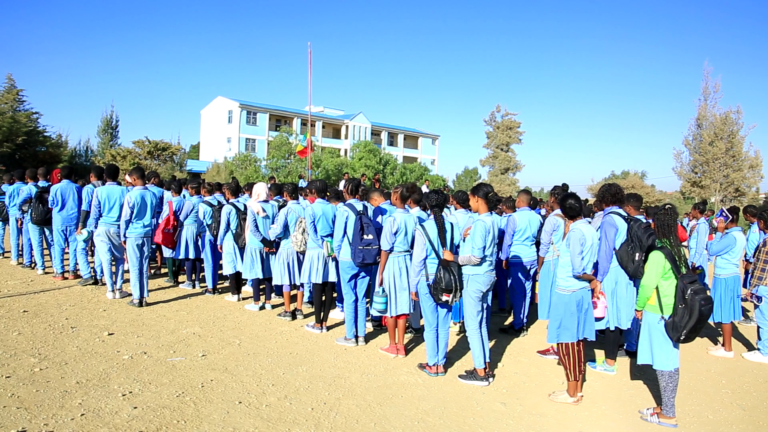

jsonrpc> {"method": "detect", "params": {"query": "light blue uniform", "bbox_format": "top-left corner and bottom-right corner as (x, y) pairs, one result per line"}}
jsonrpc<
(6, 181), (26, 262)
(120, 186), (157, 299)
(537, 209), (565, 321)
(268, 201), (305, 288)
(15, 181), (35, 266)
(410, 206), (428, 224)
(744, 221), (761, 288)
(91, 182), (127, 292)
(77, 182), (103, 280)
(199, 197), (223, 288)
(708, 227), (746, 323)
(0, 184), (9, 255)
(217, 201), (245, 276)
(501, 207), (543, 330)
(159, 197), (191, 258)
(49, 180), (82, 274)
(751, 284), (768, 356)
(689, 216), (710, 288)
(16, 181), (54, 270)
(493, 213), (512, 311)
(242, 200), (276, 281)
(175, 195), (202, 259)
(300, 198), (336, 284)
(377, 209), (416, 316)
(595, 207), (635, 331)
(447, 208), (475, 323)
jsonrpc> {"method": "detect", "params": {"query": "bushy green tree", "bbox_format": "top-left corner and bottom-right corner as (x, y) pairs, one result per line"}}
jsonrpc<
(453, 166), (481, 191)
(203, 160), (232, 183)
(188, 142), (200, 160)
(95, 104), (120, 160)
(98, 137), (186, 179)
(347, 140), (399, 188)
(480, 105), (525, 196)
(588, 170), (668, 206)
(226, 152), (265, 183)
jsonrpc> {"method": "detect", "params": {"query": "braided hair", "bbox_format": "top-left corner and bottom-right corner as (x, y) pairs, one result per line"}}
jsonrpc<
(549, 183), (569, 208)
(424, 190), (449, 249)
(654, 203), (689, 273)
(758, 210), (768, 232)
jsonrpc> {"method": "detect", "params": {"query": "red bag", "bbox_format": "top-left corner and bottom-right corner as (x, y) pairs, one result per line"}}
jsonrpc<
(677, 223), (689, 243)
(153, 201), (179, 249)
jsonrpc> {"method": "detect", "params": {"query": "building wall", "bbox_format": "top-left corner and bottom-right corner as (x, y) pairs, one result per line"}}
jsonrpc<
(240, 111), (268, 137)
(200, 96), (241, 162)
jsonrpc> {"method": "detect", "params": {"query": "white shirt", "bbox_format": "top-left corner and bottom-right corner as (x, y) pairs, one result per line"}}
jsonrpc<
(421, 184), (429, 193)
(339, 179), (346, 190)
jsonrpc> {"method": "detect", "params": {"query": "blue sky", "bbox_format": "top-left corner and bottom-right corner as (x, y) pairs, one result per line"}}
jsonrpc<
(2, 1), (766, 197)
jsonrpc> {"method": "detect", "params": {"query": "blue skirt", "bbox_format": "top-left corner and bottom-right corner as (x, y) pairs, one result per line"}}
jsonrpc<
(242, 244), (272, 280)
(638, 310), (679, 371)
(300, 248), (337, 284)
(272, 243), (303, 285)
(221, 237), (244, 276)
(175, 225), (201, 259)
(547, 289), (596, 344)
(538, 258), (558, 321)
(378, 253), (413, 317)
(710, 275), (741, 323)
(594, 265), (636, 331)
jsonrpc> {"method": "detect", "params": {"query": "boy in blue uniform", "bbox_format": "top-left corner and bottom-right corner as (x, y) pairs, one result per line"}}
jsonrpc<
(76, 166), (105, 285)
(17, 168), (39, 269)
(6, 170), (26, 265)
(0, 173), (13, 259)
(120, 166), (157, 307)
(91, 164), (129, 299)
(15, 168), (54, 274)
(48, 166), (82, 280)
(146, 171), (166, 276)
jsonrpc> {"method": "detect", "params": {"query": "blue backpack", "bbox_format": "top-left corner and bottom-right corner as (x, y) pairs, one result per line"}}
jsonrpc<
(343, 203), (380, 267)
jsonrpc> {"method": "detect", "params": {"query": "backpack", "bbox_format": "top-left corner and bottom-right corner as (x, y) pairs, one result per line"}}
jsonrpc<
(30, 185), (53, 226)
(0, 188), (7, 223)
(607, 211), (656, 279)
(655, 247), (714, 344)
(153, 201), (179, 249)
(290, 208), (308, 253)
(343, 203), (380, 267)
(201, 200), (224, 238)
(229, 202), (248, 249)
(419, 225), (463, 305)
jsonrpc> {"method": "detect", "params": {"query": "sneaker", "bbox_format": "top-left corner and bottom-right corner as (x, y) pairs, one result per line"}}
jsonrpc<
(366, 322), (373, 330)
(163, 278), (177, 284)
(457, 369), (490, 387)
(335, 337), (357, 347)
(67, 273), (80, 280)
(294, 309), (305, 320)
(224, 294), (241, 302)
(10, 259), (19, 265)
(321, 326), (328, 333)
(357, 337), (367, 346)
(52, 273), (65, 281)
(742, 350), (768, 364)
(265, 303), (273, 310)
(277, 310), (295, 321)
(329, 309), (345, 320)
(587, 360), (617, 375)
(303, 302), (314, 309)
(94, 278), (103, 286)
(242, 284), (253, 292)
(417, 363), (440, 377)
(499, 325), (527, 337)
(179, 282), (194, 289)
(707, 347), (735, 358)
(114, 290), (130, 299)
(738, 317), (758, 327)
(0, 253), (5, 259)
(36, 269), (45, 276)
(707, 344), (724, 352)
(616, 348), (628, 358)
(78, 277), (96, 286)
(195, 282), (202, 289)
(244, 303), (264, 312)
(106, 291), (116, 300)
(127, 299), (143, 308)
(204, 289), (217, 296)
(304, 323), (322, 334)
(536, 346), (559, 360)
(396, 344), (406, 358)
(140, 298), (148, 307)
(379, 344), (399, 358)
(21, 264), (33, 270)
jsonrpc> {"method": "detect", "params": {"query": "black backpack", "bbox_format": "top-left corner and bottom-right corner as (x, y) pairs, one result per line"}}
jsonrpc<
(0, 188), (7, 223)
(202, 200), (224, 238)
(30, 185), (52, 226)
(228, 202), (247, 249)
(419, 223), (463, 305)
(608, 211), (656, 279)
(655, 247), (714, 344)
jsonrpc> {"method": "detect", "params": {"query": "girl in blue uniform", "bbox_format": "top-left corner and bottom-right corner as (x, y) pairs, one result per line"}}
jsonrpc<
(743, 205), (760, 294)
(546, 193), (598, 405)
(535, 183), (568, 360)
(176, 182), (203, 289)
(743, 210), (768, 364)
(218, 184), (245, 302)
(444, 183), (500, 386)
(411, 190), (458, 376)
(301, 180), (338, 333)
(447, 191), (474, 332)
(243, 183), (277, 311)
(688, 201), (710, 288)
(268, 183), (305, 321)
(706, 206), (747, 358)
(199, 182), (222, 295)
(159, 182), (190, 285)
(377, 184), (417, 358)
(492, 198), (514, 315)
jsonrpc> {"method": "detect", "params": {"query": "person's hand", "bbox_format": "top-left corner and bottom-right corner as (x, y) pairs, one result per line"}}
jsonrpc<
(463, 226), (471, 238)
(17, 219), (23, 229)
(330, 253), (336, 259)
(502, 260), (508, 270)
(411, 292), (419, 301)
(218, 245), (223, 253)
(635, 310), (643, 320)
(590, 280), (601, 299)
(443, 250), (455, 261)
(122, 241), (127, 248)
(745, 262), (752, 271)
(716, 219), (726, 233)
(378, 273), (384, 288)
(76, 228), (82, 236)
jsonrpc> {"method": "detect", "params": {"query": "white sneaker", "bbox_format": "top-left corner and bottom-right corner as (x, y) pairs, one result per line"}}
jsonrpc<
(366, 322), (373, 330)
(114, 290), (130, 299)
(265, 303), (273, 310)
(195, 282), (202, 289)
(708, 347), (735, 358)
(106, 291), (116, 300)
(179, 282), (194, 289)
(10, 259), (19, 266)
(37, 269), (45, 275)
(742, 350), (768, 364)
(329, 309), (345, 320)
(242, 285), (253, 292)
(224, 294), (241, 302)
(707, 344), (724, 352)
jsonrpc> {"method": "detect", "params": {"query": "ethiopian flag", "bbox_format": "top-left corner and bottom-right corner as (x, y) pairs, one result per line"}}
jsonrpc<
(296, 132), (312, 158)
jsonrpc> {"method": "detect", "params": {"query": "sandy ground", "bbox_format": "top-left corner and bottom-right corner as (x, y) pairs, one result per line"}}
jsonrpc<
(0, 243), (765, 432)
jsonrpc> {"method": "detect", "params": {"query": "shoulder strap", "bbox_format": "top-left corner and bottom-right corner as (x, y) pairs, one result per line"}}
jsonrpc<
(202, 200), (215, 209)
(419, 225), (442, 259)
(344, 202), (361, 216)
(657, 246), (682, 278)
(607, 211), (630, 224)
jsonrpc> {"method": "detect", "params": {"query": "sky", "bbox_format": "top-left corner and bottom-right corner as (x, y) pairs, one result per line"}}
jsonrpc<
(2, 1), (767, 197)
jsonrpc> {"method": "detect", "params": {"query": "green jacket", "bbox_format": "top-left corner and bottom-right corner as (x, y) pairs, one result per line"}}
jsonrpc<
(636, 250), (677, 315)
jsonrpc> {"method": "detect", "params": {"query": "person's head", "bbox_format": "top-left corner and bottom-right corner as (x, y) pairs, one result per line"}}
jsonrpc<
(282, 183), (298, 201)
(77, 179), (87, 188)
(308, 179), (328, 200)
(391, 184), (409, 208)
(222, 183), (237, 200)
(188, 181), (201, 196)
(269, 183), (284, 200)
(243, 182), (254, 197)
(592, 199), (603, 212)
(25, 168), (36, 182)
(361, 173), (367, 182)
(691, 200), (707, 218)
(268, 175), (277, 184)
(359, 186), (369, 203)
(406, 183), (422, 208)
(328, 187), (343, 204)
(725, 206), (741, 228)
(468, 183), (500, 214)
(299, 174), (305, 180)
(368, 188), (385, 207)
(452, 190), (470, 210)
(13, 169), (25, 182)
(87, 165), (104, 183)
(383, 190), (391, 202)
(501, 197), (515, 214)
(146, 171), (160, 185)
(516, 189), (532, 210)
(654, 204), (690, 272)
(646, 206), (659, 222)
(559, 192), (584, 221)
(298, 187), (307, 198)
(758, 210), (768, 233)
(743, 205), (759, 223)
(128, 166), (146, 185)
(583, 203), (594, 219)
(3, 173), (13, 185)
(103, 164), (119, 182)
(343, 178), (362, 200)
(624, 193), (643, 216)
(529, 196), (539, 211)
(706, 209), (715, 218)
(549, 183), (569, 209)
(374, 173), (380, 180)
(596, 183), (625, 208)
(424, 190), (450, 246)
(59, 166), (74, 181)
(170, 181), (182, 197)
(343, 172), (349, 180)
(202, 182), (214, 197)
(424, 179), (429, 186)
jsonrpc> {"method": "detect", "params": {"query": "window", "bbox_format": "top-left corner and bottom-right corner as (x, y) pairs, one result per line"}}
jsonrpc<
(226, 137), (232, 151)
(227, 110), (233, 124)
(245, 138), (257, 153)
(246, 111), (258, 126)
(274, 118), (283, 131)
(388, 134), (396, 147)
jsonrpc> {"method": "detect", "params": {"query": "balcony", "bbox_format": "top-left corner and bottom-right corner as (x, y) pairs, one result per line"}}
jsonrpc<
(403, 134), (419, 150)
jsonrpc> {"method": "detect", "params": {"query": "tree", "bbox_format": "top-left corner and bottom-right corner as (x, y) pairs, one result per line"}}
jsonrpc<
(226, 152), (265, 183)
(587, 170), (669, 206)
(348, 141), (399, 188)
(95, 104), (120, 160)
(480, 105), (525, 196)
(265, 127), (307, 184)
(99, 137), (187, 179)
(0, 73), (66, 171)
(453, 166), (481, 191)
(188, 142), (200, 160)
(673, 64), (763, 209)
(203, 160), (232, 183)
(66, 137), (96, 180)
(523, 186), (548, 198)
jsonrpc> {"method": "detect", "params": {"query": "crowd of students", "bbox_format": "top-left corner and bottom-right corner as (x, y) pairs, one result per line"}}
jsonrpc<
(1, 163), (767, 428)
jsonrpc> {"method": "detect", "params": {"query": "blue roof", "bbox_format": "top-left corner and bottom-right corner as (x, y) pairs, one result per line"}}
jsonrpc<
(227, 97), (437, 137)
(186, 159), (212, 174)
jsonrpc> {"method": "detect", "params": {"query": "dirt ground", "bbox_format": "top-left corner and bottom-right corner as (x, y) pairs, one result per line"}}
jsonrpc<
(0, 244), (765, 432)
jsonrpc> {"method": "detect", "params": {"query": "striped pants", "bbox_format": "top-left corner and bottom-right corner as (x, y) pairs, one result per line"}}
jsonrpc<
(557, 341), (585, 382)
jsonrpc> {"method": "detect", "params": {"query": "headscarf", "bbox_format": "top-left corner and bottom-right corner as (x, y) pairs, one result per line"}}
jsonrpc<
(50, 168), (61, 185)
(247, 182), (268, 217)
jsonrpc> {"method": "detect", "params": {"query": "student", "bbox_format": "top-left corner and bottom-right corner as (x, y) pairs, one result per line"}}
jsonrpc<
(177, 182), (203, 289)
(120, 166), (157, 307)
(14, 168), (37, 270)
(706, 206), (747, 358)
(242, 182), (277, 309)
(688, 201), (710, 289)
(48, 166), (82, 280)
(333, 179), (375, 347)
(500, 190), (543, 335)
(444, 183), (500, 386)
(15, 168), (51, 274)
(218, 184), (246, 301)
(180, 179), (190, 200)
(588, 183), (634, 375)
(298, 174), (307, 188)
(6, 170), (26, 265)
(446, 191), (474, 332)
(622, 192), (646, 355)
(90, 164), (129, 299)
(743, 205), (760, 299)
(411, 190), (457, 375)
(376, 184), (417, 356)
(372, 173), (382, 189)
(213, 182), (227, 205)
(590, 200), (604, 232)
(76, 165), (105, 286)
(327, 187), (346, 319)
(265, 183), (304, 319)
(338, 172), (349, 191)
(199, 182), (222, 295)
(742, 210), (768, 364)
(492, 198), (514, 315)
(368, 188), (394, 238)
(146, 171), (166, 276)
(406, 183), (428, 223)
(636, 204), (686, 427)
(546, 193), (598, 405)
(301, 180), (337, 332)
(0, 173), (13, 259)
(268, 176), (277, 185)
(535, 183), (568, 359)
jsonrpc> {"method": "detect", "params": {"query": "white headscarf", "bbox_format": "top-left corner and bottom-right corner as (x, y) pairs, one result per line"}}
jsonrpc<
(247, 182), (268, 217)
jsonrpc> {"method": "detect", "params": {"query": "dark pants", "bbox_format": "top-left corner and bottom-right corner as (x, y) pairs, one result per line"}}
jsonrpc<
(604, 328), (624, 361)
(313, 282), (335, 325)
(229, 272), (243, 296)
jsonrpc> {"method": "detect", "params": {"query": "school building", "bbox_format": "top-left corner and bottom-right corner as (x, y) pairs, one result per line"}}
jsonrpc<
(191, 96), (440, 173)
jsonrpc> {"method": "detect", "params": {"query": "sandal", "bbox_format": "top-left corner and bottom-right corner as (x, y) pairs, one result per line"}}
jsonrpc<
(548, 391), (582, 405)
(639, 407), (660, 416)
(640, 413), (678, 428)
(151, 268), (162, 276)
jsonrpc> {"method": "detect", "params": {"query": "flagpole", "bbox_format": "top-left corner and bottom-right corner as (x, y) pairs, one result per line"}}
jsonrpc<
(307, 42), (312, 180)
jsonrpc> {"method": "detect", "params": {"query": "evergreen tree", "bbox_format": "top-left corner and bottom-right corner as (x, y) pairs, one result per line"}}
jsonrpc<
(67, 137), (96, 180)
(188, 142), (200, 160)
(96, 104), (120, 160)
(453, 166), (481, 191)
(480, 105), (525, 196)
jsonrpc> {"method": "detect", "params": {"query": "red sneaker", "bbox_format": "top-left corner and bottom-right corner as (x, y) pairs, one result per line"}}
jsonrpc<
(379, 345), (398, 358)
(67, 273), (80, 280)
(536, 346), (559, 360)
(52, 273), (65, 281)
(396, 344), (407, 358)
